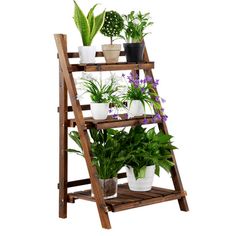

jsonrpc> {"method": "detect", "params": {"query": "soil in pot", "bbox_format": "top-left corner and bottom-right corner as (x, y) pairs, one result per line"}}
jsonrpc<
(102, 44), (121, 63)
(123, 43), (145, 63)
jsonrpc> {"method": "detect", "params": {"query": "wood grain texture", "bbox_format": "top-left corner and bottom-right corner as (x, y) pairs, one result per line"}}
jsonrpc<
(68, 183), (187, 212)
(55, 34), (111, 229)
(143, 46), (189, 212)
(68, 62), (154, 72)
(58, 34), (68, 219)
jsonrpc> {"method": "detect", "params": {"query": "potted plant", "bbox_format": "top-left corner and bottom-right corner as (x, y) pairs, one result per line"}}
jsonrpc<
(122, 73), (166, 119)
(68, 128), (126, 199)
(120, 11), (153, 62)
(100, 10), (124, 63)
(73, 1), (106, 64)
(122, 126), (176, 191)
(79, 73), (124, 120)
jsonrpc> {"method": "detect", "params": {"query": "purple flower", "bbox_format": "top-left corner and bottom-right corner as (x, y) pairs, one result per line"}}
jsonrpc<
(109, 108), (113, 113)
(134, 80), (139, 88)
(152, 117), (156, 123)
(140, 79), (144, 84)
(112, 114), (118, 119)
(162, 115), (168, 122)
(143, 78), (147, 83)
(122, 73), (125, 77)
(155, 96), (159, 102)
(146, 76), (153, 82)
(125, 113), (129, 119)
(152, 80), (159, 88)
(142, 118), (148, 124)
(160, 108), (165, 112)
(161, 97), (166, 103)
(155, 113), (162, 120)
(141, 87), (145, 93)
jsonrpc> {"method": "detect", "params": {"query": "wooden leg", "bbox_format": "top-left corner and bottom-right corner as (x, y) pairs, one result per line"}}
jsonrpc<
(81, 131), (111, 229)
(59, 66), (68, 218)
(158, 122), (189, 211)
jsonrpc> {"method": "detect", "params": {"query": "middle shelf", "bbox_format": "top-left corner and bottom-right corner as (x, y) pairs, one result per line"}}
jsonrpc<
(67, 114), (162, 129)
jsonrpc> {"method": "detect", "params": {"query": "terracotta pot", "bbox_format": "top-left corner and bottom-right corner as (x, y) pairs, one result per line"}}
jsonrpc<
(102, 44), (121, 63)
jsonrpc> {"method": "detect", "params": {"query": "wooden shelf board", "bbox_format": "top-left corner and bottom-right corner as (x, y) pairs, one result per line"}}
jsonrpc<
(68, 114), (161, 129)
(68, 62), (154, 72)
(68, 183), (187, 212)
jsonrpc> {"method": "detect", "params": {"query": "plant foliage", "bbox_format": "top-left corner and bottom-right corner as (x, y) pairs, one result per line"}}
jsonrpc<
(120, 11), (153, 43)
(100, 10), (124, 44)
(73, 1), (106, 46)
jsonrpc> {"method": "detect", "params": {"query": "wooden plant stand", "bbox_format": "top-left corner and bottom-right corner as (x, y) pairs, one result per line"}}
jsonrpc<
(55, 34), (189, 229)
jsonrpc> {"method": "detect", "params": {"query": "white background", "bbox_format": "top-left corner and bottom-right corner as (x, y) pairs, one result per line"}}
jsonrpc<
(1, 0), (236, 235)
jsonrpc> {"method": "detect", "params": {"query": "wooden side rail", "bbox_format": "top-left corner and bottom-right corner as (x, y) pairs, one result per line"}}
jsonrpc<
(57, 173), (127, 189)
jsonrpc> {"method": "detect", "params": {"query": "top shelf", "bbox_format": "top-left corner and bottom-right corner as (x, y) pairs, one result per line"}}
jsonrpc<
(68, 62), (155, 72)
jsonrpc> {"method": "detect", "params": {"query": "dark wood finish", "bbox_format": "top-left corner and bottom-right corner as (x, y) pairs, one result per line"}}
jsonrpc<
(57, 173), (127, 189)
(68, 62), (154, 72)
(68, 184), (187, 212)
(143, 46), (189, 212)
(55, 34), (188, 229)
(55, 34), (111, 229)
(68, 114), (161, 129)
(57, 51), (126, 58)
(58, 34), (68, 219)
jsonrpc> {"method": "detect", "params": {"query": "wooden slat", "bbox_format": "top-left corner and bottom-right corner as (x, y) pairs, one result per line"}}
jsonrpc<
(109, 191), (185, 212)
(67, 183), (186, 212)
(68, 62), (154, 72)
(68, 114), (161, 129)
(58, 51), (126, 58)
(57, 172), (127, 189)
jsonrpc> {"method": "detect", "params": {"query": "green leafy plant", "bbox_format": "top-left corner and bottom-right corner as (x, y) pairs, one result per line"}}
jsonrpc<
(68, 129), (126, 179)
(100, 10), (124, 45)
(122, 126), (176, 179)
(73, 1), (106, 46)
(80, 74), (124, 108)
(120, 11), (153, 43)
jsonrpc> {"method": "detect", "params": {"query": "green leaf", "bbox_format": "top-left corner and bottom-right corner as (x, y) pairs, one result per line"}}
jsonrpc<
(87, 4), (98, 35)
(73, 1), (90, 46)
(90, 10), (106, 44)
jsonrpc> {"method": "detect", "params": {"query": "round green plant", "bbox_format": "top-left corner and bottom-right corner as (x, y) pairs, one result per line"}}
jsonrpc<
(100, 10), (124, 44)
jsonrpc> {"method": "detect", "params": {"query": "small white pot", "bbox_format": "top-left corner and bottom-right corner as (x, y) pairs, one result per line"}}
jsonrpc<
(78, 46), (96, 64)
(126, 165), (155, 191)
(128, 100), (145, 117)
(90, 103), (109, 120)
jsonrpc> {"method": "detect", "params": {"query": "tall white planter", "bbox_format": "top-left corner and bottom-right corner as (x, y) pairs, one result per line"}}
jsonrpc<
(78, 46), (96, 64)
(126, 165), (155, 191)
(128, 100), (144, 117)
(90, 103), (109, 120)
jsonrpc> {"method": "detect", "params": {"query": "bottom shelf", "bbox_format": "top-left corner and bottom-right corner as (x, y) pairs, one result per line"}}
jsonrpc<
(68, 183), (187, 212)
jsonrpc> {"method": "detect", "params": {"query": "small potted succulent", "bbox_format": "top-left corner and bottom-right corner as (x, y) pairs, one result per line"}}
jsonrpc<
(100, 10), (124, 63)
(73, 1), (106, 64)
(122, 73), (167, 120)
(122, 126), (176, 191)
(68, 128), (126, 199)
(120, 11), (153, 62)
(79, 73), (124, 120)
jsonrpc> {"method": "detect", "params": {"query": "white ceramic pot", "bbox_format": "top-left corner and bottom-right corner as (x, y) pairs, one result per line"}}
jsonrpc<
(102, 44), (121, 63)
(90, 103), (109, 120)
(126, 165), (155, 191)
(128, 100), (145, 117)
(78, 46), (96, 64)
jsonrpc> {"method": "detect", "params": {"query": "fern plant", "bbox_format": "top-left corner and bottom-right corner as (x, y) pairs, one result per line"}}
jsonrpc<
(73, 1), (106, 46)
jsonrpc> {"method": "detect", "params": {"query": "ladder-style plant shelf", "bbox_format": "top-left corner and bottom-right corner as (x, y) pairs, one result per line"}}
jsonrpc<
(55, 34), (189, 230)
